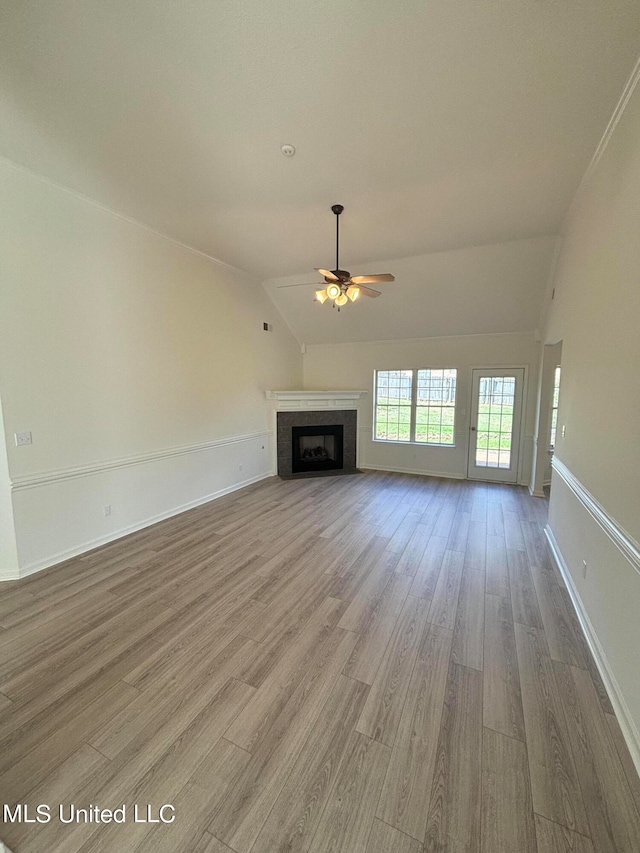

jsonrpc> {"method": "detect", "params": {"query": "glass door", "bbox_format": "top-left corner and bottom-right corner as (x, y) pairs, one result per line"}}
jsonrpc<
(467, 368), (525, 483)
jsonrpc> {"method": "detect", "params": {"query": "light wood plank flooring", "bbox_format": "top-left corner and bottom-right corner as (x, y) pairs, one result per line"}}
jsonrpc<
(1, 472), (639, 852)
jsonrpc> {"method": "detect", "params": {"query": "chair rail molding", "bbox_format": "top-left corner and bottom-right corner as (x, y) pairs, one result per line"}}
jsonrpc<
(5, 429), (273, 580)
(11, 430), (272, 491)
(551, 456), (640, 576)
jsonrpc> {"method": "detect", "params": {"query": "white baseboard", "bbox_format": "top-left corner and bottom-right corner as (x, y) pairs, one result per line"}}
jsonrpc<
(4, 429), (273, 581)
(359, 465), (464, 480)
(0, 567), (20, 581)
(544, 525), (640, 777)
(529, 484), (546, 498)
(16, 472), (271, 579)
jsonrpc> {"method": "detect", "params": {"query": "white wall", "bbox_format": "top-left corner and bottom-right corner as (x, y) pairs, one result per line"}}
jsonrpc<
(303, 331), (540, 484)
(0, 159), (302, 577)
(264, 237), (555, 346)
(541, 71), (640, 766)
(0, 396), (19, 578)
(530, 340), (562, 497)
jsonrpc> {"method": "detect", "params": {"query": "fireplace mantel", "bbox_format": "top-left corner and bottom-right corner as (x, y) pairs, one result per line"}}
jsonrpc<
(266, 390), (368, 411)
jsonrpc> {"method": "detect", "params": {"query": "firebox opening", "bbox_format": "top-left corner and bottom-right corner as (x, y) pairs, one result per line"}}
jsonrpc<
(292, 424), (344, 474)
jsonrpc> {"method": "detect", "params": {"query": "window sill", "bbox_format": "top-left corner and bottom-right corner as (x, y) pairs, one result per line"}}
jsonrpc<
(372, 438), (456, 449)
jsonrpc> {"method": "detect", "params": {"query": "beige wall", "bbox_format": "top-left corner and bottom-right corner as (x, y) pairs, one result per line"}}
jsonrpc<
(264, 237), (554, 347)
(543, 90), (640, 540)
(303, 331), (540, 484)
(542, 76), (640, 763)
(0, 159), (302, 577)
(530, 340), (562, 497)
(0, 396), (19, 577)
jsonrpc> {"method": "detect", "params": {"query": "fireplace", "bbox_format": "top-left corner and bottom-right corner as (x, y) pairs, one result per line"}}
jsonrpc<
(292, 425), (344, 474)
(276, 409), (357, 478)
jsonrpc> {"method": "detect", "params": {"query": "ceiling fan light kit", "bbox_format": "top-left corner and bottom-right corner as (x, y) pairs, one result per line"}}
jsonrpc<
(346, 284), (360, 302)
(281, 204), (395, 311)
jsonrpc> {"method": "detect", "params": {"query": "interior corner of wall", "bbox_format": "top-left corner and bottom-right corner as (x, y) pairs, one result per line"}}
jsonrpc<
(0, 400), (20, 580)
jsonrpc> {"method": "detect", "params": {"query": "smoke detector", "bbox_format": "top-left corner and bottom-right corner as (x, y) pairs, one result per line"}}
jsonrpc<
(281, 144), (296, 157)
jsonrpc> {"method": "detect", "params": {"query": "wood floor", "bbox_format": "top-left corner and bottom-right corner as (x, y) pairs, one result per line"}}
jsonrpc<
(1, 471), (639, 853)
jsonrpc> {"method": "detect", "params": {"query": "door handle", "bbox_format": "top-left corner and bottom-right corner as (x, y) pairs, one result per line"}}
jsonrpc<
(470, 426), (476, 431)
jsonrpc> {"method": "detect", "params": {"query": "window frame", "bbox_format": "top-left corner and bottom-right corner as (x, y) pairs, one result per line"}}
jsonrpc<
(549, 365), (561, 450)
(373, 368), (457, 446)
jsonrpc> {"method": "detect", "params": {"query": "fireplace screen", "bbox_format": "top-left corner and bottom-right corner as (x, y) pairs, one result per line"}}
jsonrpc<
(300, 434), (336, 462)
(291, 425), (344, 473)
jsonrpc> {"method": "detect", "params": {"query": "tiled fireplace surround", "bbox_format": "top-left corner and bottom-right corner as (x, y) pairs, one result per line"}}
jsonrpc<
(267, 391), (368, 479)
(277, 409), (357, 477)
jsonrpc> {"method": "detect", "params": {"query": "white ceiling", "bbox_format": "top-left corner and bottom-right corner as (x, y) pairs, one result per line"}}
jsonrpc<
(263, 236), (557, 345)
(2, 1), (639, 279)
(1, 1), (639, 344)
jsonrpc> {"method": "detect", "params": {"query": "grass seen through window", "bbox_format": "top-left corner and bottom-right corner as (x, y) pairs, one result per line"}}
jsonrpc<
(374, 368), (456, 444)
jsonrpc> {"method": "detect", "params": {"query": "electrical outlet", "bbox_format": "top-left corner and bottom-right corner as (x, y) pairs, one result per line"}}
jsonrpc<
(103, 505), (112, 517)
(562, 424), (566, 438)
(15, 431), (32, 446)
(582, 559), (588, 579)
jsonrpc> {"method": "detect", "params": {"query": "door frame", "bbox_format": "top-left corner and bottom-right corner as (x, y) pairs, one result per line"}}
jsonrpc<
(466, 365), (529, 483)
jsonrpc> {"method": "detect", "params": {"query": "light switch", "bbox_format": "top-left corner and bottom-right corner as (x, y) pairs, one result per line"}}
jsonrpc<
(15, 431), (32, 446)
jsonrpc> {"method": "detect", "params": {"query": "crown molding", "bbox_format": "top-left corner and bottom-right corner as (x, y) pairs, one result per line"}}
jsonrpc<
(0, 155), (250, 276)
(564, 53), (640, 231)
(302, 330), (537, 350)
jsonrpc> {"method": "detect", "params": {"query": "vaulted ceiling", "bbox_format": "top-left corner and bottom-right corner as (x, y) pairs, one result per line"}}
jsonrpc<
(2, 0), (639, 338)
(263, 235), (557, 345)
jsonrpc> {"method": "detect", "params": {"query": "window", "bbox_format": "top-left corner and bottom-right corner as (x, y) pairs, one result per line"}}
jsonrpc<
(374, 369), (457, 444)
(475, 375), (516, 469)
(416, 369), (457, 445)
(549, 366), (561, 449)
(374, 370), (413, 442)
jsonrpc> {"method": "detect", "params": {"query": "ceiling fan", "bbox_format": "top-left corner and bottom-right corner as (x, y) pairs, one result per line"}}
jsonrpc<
(278, 204), (395, 310)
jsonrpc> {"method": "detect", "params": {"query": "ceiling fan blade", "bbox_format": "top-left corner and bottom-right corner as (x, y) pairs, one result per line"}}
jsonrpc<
(358, 285), (381, 298)
(350, 274), (395, 284)
(276, 282), (323, 288)
(315, 268), (339, 282)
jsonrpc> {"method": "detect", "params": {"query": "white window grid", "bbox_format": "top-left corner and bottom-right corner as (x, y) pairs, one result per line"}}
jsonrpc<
(550, 366), (561, 449)
(475, 376), (516, 469)
(374, 368), (456, 445)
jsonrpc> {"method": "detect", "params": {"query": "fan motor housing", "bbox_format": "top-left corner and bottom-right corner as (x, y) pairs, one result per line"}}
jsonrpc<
(325, 269), (351, 282)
